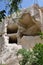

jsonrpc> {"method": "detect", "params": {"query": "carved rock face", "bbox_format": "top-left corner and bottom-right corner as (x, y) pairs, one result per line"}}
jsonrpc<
(21, 24), (41, 36)
(7, 24), (18, 34)
(18, 13), (41, 36)
(19, 13), (35, 28)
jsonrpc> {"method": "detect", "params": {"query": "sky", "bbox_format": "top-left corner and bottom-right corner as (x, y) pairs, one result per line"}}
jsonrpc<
(0, 0), (43, 15)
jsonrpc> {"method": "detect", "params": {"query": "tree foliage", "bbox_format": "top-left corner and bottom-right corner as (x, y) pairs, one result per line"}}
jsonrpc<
(0, 0), (22, 15)
(0, 10), (6, 22)
(8, 0), (22, 14)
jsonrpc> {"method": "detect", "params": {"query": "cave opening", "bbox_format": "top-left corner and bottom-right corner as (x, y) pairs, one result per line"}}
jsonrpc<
(9, 35), (17, 44)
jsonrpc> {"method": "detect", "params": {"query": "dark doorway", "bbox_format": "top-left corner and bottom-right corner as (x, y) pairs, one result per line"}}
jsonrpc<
(9, 35), (17, 44)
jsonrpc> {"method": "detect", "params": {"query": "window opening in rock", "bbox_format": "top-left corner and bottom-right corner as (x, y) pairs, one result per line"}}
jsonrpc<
(9, 35), (17, 44)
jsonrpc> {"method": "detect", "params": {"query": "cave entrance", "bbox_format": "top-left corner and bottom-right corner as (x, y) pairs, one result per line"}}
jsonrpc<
(9, 35), (17, 44)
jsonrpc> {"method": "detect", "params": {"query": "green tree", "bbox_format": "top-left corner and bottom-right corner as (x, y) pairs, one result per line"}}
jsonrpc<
(0, 0), (22, 15)
(6, 0), (22, 14)
(0, 10), (6, 22)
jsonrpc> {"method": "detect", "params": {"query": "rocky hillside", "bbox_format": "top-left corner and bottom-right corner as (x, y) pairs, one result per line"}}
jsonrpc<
(0, 4), (43, 65)
(0, 4), (43, 49)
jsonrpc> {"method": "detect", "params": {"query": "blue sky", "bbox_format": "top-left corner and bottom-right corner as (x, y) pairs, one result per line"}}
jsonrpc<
(0, 0), (43, 15)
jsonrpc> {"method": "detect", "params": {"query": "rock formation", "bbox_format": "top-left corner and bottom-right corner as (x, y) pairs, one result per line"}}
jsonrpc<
(18, 12), (41, 36)
(0, 4), (43, 65)
(7, 24), (18, 34)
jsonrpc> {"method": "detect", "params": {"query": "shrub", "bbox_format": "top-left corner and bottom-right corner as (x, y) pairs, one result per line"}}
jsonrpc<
(17, 48), (37, 65)
(38, 32), (43, 39)
(17, 43), (43, 65)
(33, 43), (43, 65)
(1, 64), (6, 65)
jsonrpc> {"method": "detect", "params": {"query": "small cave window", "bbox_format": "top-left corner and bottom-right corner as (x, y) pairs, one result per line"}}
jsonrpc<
(9, 35), (17, 44)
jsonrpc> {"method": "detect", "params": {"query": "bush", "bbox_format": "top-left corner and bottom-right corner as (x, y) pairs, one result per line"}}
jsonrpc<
(1, 64), (6, 65)
(33, 43), (43, 65)
(38, 32), (43, 39)
(17, 48), (37, 65)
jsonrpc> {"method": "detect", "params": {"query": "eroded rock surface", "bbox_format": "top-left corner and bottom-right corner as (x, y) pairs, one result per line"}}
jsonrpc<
(1, 43), (22, 65)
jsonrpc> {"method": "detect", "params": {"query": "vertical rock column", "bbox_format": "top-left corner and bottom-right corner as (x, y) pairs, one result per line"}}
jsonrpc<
(3, 18), (9, 45)
(39, 9), (43, 32)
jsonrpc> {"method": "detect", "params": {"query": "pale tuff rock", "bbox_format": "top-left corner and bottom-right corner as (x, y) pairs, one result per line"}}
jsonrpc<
(0, 4), (43, 65)
(18, 12), (41, 36)
(6, 54), (23, 65)
(2, 43), (22, 65)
